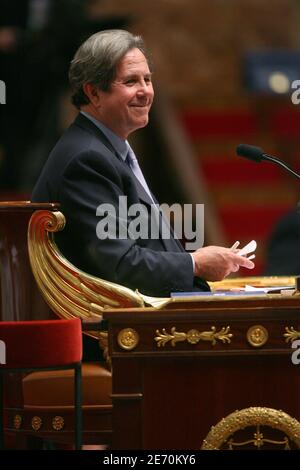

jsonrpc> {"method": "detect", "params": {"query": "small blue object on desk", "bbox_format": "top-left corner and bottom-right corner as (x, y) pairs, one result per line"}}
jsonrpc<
(170, 291), (267, 297)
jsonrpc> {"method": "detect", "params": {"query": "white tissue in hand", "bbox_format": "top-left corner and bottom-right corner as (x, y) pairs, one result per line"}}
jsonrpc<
(238, 240), (257, 256)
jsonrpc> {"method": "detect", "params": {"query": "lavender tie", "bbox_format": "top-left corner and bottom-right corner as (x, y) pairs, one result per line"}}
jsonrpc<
(125, 144), (176, 241)
(125, 144), (155, 203)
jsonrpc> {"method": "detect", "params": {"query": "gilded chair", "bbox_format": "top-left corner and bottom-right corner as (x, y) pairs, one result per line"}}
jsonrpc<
(0, 318), (82, 450)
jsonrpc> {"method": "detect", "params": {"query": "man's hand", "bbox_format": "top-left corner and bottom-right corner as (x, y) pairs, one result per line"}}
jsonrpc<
(191, 245), (255, 281)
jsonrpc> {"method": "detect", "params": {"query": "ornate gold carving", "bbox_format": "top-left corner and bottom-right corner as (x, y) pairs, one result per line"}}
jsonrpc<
(187, 329), (202, 344)
(155, 326), (232, 347)
(247, 325), (268, 347)
(284, 327), (300, 343)
(52, 416), (65, 431)
(117, 328), (139, 350)
(227, 425), (291, 449)
(13, 414), (22, 430)
(31, 416), (42, 431)
(201, 407), (300, 450)
(27, 210), (146, 330)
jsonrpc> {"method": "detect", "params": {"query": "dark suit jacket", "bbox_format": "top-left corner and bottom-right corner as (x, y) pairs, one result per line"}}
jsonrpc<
(31, 113), (209, 297)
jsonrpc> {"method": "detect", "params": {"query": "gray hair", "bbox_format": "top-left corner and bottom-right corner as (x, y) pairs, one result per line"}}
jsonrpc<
(69, 29), (151, 109)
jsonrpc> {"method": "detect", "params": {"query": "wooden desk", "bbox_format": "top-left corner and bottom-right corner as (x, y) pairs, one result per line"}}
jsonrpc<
(103, 295), (300, 449)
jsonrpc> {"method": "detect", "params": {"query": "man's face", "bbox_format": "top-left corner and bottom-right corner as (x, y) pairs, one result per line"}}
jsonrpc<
(96, 48), (154, 139)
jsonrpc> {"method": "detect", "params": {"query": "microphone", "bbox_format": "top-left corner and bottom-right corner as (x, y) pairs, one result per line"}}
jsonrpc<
(236, 143), (300, 179)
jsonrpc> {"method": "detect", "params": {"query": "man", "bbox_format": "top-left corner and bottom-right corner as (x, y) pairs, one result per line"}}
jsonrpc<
(32, 29), (254, 298)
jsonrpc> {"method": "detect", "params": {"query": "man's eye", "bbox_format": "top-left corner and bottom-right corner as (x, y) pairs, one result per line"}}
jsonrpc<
(125, 79), (135, 85)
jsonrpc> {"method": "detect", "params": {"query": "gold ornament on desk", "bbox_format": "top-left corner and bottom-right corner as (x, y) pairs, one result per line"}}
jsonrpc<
(155, 326), (232, 347)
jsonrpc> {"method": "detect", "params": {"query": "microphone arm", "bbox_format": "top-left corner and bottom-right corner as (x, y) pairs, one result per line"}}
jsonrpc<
(261, 153), (300, 180)
(236, 143), (300, 180)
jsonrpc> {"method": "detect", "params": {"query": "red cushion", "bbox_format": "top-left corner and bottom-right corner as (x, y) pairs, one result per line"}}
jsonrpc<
(0, 319), (82, 368)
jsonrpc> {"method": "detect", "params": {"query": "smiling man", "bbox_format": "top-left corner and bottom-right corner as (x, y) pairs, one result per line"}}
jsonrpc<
(31, 29), (254, 301)
(82, 47), (154, 139)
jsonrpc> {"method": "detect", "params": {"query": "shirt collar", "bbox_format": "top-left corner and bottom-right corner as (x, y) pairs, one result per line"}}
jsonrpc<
(80, 111), (128, 161)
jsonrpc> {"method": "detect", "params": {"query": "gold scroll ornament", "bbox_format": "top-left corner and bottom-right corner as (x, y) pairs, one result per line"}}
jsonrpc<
(284, 327), (300, 343)
(155, 326), (232, 347)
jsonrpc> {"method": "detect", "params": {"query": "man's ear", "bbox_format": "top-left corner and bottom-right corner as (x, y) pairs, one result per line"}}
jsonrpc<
(83, 83), (101, 106)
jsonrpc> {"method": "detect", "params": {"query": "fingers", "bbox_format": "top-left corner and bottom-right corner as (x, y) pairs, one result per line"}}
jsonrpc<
(233, 253), (255, 269)
(230, 241), (240, 251)
(191, 245), (255, 281)
(231, 264), (240, 273)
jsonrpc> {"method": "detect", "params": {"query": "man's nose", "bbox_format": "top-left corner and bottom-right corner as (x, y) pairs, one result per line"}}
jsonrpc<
(137, 80), (152, 96)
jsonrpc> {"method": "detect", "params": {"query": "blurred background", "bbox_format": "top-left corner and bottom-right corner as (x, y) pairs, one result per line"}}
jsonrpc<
(1, 0), (300, 276)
